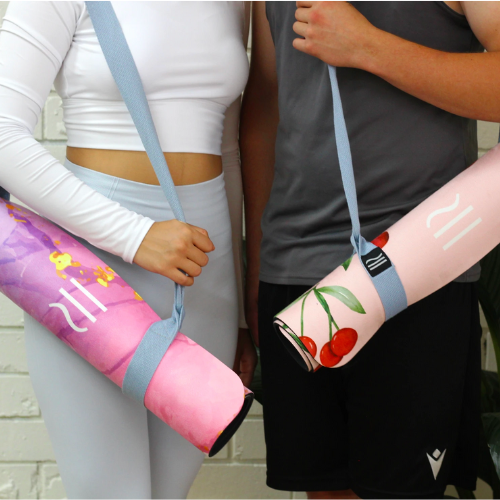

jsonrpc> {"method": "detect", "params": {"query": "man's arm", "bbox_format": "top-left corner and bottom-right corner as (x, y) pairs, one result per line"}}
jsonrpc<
(293, 1), (500, 122)
(240, 1), (279, 345)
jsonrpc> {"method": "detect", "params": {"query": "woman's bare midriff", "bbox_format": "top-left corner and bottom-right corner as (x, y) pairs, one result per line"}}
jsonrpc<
(66, 147), (222, 186)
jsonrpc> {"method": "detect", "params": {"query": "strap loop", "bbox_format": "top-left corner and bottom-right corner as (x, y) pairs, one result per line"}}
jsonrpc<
(328, 65), (407, 320)
(86, 1), (186, 404)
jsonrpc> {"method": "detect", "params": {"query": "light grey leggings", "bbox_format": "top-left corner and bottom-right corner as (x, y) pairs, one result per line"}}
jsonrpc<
(24, 160), (239, 499)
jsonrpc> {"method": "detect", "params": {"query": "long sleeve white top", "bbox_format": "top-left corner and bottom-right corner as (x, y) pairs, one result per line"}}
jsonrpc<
(0, 1), (249, 327)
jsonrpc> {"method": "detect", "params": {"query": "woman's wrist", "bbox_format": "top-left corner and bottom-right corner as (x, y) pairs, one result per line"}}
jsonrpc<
(128, 217), (156, 264)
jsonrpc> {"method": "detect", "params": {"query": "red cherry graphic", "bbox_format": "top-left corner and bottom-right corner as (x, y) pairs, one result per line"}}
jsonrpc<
(371, 231), (389, 249)
(300, 336), (317, 357)
(320, 342), (343, 367)
(330, 328), (358, 356)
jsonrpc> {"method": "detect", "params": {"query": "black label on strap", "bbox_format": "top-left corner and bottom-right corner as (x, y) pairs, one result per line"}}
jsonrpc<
(361, 248), (392, 277)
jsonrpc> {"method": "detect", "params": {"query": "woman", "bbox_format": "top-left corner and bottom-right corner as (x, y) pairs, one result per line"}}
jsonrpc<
(0, 2), (255, 498)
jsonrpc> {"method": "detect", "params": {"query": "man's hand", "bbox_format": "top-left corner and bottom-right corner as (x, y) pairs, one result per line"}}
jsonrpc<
(292, 0), (500, 122)
(233, 328), (258, 388)
(293, 1), (379, 70)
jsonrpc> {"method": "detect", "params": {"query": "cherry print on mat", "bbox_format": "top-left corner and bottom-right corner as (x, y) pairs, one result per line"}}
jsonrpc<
(300, 336), (318, 357)
(289, 284), (365, 366)
(320, 341), (343, 367)
(372, 231), (389, 249)
(330, 328), (358, 357)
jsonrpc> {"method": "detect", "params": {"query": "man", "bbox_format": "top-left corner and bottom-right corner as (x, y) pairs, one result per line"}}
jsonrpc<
(240, 2), (500, 498)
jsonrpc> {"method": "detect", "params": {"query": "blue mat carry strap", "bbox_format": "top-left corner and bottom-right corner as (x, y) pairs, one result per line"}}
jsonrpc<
(86, 1), (185, 405)
(327, 65), (407, 320)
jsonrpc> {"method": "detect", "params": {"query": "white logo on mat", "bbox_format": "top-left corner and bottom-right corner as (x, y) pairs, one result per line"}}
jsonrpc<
(49, 278), (107, 332)
(426, 193), (482, 251)
(426, 448), (446, 480)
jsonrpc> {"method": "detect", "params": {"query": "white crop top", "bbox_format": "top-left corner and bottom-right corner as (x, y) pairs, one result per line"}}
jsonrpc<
(3, 1), (249, 153)
(0, 1), (250, 327)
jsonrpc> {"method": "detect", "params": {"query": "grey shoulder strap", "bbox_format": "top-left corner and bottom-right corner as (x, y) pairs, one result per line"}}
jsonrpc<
(328, 65), (407, 320)
(86, 1), (185, 405)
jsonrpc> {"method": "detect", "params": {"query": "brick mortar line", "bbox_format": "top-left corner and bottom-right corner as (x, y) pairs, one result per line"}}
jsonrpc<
(0, 461), (56, 465)
(0, 327), (24, 332)
(203, 458), (266, 467)
(204, 459), (244, 465)
(0, 459), (54, 462)
(35, 462), (41, 499)
(0, 417), (45, 422)
(202, 462), (267, 467)
(38, 140), (67, 145)
(0, 418), (42, 421)
(234, 458), (267, 463)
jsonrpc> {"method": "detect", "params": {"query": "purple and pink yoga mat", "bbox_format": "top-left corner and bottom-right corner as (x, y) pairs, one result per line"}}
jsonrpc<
(0, 198), (252, 456)
(275, 143), (500, 371)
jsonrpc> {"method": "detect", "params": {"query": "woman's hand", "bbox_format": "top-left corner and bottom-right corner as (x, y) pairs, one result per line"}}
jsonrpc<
(233, 328), (258, 388)
(133, 219), (215, 286)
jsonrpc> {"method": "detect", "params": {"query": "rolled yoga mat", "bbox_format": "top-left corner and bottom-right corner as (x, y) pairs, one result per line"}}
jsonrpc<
(0, 198), (252, 455)
(274, 128), (500, 372)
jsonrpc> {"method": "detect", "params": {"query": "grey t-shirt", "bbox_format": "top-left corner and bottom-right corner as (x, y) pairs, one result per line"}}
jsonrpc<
(260, 1), (483, 285)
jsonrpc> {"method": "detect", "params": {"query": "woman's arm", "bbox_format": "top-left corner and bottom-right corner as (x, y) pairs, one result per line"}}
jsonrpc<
(222, 98), (248, 330)
(0, 2), (213, 286)
(0, 2), (153, 263)
(221, 1), (251, 330)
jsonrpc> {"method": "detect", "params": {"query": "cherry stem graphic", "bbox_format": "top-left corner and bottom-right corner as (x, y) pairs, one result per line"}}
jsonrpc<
(314, 288), (340, 341)
(330, 311), (339, 332)
(328, 306), (332, 342)
(300, 293), (308, 337)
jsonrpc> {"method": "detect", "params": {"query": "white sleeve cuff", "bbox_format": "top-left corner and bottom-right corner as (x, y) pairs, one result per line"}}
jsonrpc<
(122, 216), (155, 264)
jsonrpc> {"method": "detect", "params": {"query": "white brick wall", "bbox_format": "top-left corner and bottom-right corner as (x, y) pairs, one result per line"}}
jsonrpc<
(0, 1), (498, 498)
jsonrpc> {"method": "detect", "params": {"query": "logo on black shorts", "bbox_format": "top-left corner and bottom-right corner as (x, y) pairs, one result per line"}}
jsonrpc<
(361, 248), (392, 277)
(426, 448), (446, 480)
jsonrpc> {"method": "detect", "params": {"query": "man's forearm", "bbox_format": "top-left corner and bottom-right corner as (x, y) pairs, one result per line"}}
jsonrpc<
(240, 88), (278, 280)
(239, 0), (279, 344)
(361, 30), (500, 122)
(293, 1), (500, 123)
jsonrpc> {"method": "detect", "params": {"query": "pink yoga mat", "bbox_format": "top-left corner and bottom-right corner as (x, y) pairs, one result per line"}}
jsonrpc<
(275, 144), (500, 371)
(0, 198), (252, 455)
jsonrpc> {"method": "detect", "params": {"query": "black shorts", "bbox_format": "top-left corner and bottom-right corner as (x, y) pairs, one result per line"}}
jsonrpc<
(258, 280), (482, 499)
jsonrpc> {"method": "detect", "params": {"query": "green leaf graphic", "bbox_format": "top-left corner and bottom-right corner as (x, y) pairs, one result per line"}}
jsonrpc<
(342, 256), (353, 271)
(316, 286), (366, 314)
(277, 320), (307, 351)
(288, 331), (307, 352)
(314, 289), (337, 340)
